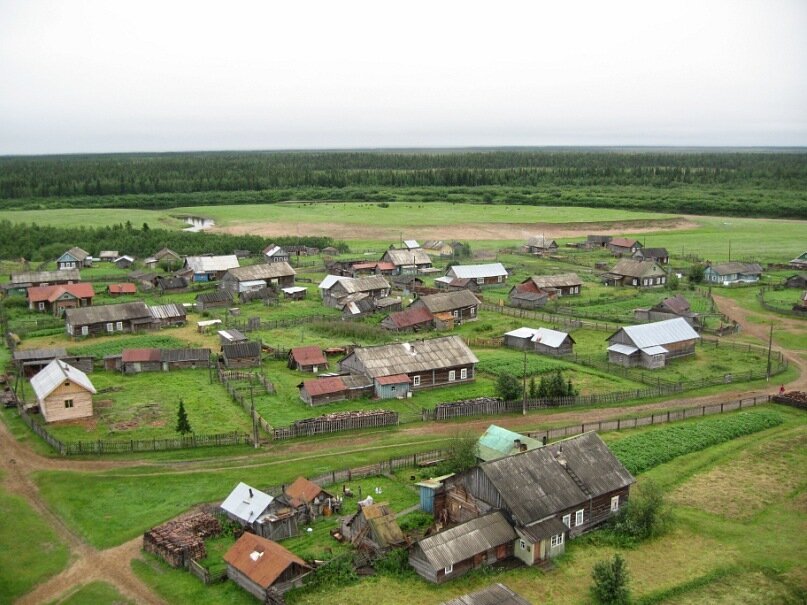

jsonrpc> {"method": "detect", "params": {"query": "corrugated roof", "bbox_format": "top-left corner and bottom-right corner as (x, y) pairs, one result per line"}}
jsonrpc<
(63, 246), (90, 261)
(30, 359), (96, 401)
(642, 345), (669, 355)
(149, 303), (186, 320)
(196, 290), (233, 304)
(383, 306), (434, 329)
(658, 294), (692, 315)
(122, 348), (161, 363)
(417, 512), (516, 569)
(290, 346), (327, 366)
(222, 341), (261, 359)
(708, 262), (764, 276)
(28, 283), (95, 303)
(440, 583), (533, 605)
(342, 335), (478, 378)
(10, 269), (81, 285)
(64, 301), (151, 325)
(528, 273), (582, 289)
(416, 290), (480, 314)
(375, 373), (410, 385)
(301, 376), (346, 397)
(221, 482), (274, 524)
(285, 477), (332, 507)
(613, 317), (700, 349)
(517, 517), (568, 542)
(367, 510), (406, 547)
(107, 283), (137, 295)
(607, 344), (638, 355)
(383, 248), (432, 266)
(447, 263), (507, 280)
(331, 275), (390, 294)
(477, 425), (543, 462)
(223, 533), (310, 589)
(635, 247), (668, 258)
(263, 245), (287, 257)
(610, 259), (665, 279)
(184, 255), (240, 273)
(505, 327), (572, 349)
(225, 262), (296, 281)
(404, 240), (420, 249)
(13, 348), (68, 362)
(218, 329), (247, 343)
(318, 275), (342, 289)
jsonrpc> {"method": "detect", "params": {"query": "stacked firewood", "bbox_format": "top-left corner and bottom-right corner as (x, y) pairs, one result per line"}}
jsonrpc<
(142, 512), (221, 568)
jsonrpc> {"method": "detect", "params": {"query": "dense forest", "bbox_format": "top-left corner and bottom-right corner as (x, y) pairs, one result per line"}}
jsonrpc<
(0, 221), (346, 263)
(0, 150), (805, 218)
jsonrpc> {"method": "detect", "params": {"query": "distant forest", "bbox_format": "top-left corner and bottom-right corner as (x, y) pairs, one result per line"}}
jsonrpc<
(0, 150), (805, 218)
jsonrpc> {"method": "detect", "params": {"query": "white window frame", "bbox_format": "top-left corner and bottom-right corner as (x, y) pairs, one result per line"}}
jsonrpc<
(476, 277), (484, 285)
(444, 564), (453, 574)
(116, 321), (123, 331)
(413, 375), (421, 387)
(575, 509), (584, 526)
(38, 302), (45, 310)
(448, 370), (456, 382)
(562, 514), (571, 528)
(497, 275), (503, 282)
(470, 306), (475, 316)
(453, 309), (459, 319)
(460, 368), (467, 380)
(550, 533), (564, 547)
(519, 539), (526, 550)
(106, 323), (114, 333)
(611, 495), (620, 512)
(64, 399), (74, 408)
(81, 326), (89, 336)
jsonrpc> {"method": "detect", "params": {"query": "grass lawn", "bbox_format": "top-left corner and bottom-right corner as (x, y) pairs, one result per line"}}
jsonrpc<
(0, 474), (71, 602)
(48, 581), (134, 605)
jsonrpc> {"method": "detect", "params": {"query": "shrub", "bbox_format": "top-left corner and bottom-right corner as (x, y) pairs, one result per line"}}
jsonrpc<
(374, 547), (412, 577)
(398, 511), (433, 533)
(591, 554), (630, 604)
(434, 433), (479, 475)
(303, 555), (358, 590)
(609, 480), (672, 545)
(496, 372), (522, 400)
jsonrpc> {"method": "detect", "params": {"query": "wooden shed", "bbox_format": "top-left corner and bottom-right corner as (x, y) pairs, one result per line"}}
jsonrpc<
(121, 348), (162, 373)
(30, 359), (96, 423)
(607, 317), (700, 369)
(503, 327), (575, 356)
(288, 346), (328, 373)
(222, 341), (261, 368)
(196, 289), (233, 311)
(224, 533), (312, 599)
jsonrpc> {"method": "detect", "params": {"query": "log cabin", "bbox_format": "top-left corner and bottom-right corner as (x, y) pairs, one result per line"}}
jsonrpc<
(607, 317), (700, 369)
(30, 359), (96, 423)
(64, 302), (153, 337)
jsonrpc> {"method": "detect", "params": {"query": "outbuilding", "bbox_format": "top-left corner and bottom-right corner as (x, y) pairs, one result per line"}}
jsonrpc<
(224, 533), (311, 599)
(503, 327), (575, 356)
(607, 317), (700, 368)
(288, 346), (328, 373)
(221, 341), (262, 368)
(30, 359), (96, 423)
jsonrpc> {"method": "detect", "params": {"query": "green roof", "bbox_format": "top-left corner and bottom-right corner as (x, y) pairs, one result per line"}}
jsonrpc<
(477, 425), (543, 462)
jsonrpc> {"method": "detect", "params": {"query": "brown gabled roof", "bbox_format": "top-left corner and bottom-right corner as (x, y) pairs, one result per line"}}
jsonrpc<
(609, 237), (639, 248)
(28, 283), (95, 303)
(107, 283), (137, 295)
(658, 294), (692, 315)
(290, 346), (327, 366)
(285, 477), (333, 507)
(383, 306), (434, 330)
(416, 290), (480, 314)
(122, 348), (161, 363)
(375, 373), (410, 385)
(301, 376), (346, 397)
(223, 533), (310, 589)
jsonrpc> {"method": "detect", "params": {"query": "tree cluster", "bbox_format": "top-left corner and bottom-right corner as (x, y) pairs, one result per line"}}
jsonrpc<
(529, 370), (577, 399)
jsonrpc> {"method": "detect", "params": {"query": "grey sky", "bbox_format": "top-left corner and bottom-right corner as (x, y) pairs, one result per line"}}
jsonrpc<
(1, 0), (805, 154)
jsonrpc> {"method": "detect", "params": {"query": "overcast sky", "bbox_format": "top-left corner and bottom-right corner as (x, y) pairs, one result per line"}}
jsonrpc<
(1, 0), (805, 154)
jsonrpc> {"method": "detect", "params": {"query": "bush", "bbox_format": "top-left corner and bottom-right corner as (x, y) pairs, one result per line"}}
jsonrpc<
(591, 554), (630, 604)
(303, 555), (358, 590)
(398, 511), (433, 533)
(374, 547), (412, 577)
(609, 480), (672, 545)
(496, 372), (523, 400)
(434, 433), (479, 475)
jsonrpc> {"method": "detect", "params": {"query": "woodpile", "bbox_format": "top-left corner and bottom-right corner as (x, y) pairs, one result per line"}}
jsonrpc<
(293, 409), (395, 428)
(773, 391), (807, 410)
(142, 512), (222, 568)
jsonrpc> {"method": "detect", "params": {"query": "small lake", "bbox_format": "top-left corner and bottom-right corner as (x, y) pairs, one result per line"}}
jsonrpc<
(182, 216), (215, 232)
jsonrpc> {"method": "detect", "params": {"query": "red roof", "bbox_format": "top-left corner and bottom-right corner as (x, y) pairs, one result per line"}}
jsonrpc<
(122, 348), (161, 363)
(108, 283), (137, 294)
(290, 346), (327, 366)
(351, 261), (396, 272)
(375, 374), (410, 385)
(301, 376), (346, 397)
(223, 533), (310, 589)
(377, 262), (396, 272)
(27, 283), (95, 303)
(285, 476), (333, 507)
(610, 238), (639, 248)
(385, 306), (434, 329)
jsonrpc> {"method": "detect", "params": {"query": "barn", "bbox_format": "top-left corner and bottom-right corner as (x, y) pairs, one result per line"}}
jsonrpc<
(288, 346), (328, 372)
(410, 290), (480, 327)
(503, 327), (575, 356)
(381, 305), (434, 332)
(195, 289), (233, 311)
(30, 359), (96, 423)
(64, 302), (153, 337)
(607, 317), (700, 369)
(222, 341), (261, 368)
(298, 375), (373, 406)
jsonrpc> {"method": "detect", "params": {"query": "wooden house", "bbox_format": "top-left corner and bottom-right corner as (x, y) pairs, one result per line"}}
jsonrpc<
(503, 327), (575, 356)
(436, 432), (634, 570)
(30, 359), (96, 423)
(633, 294), (701, 328)
(523, 236), (558, 255)
(221, 482), (274, 529)
(148, 303), (187, 328)
(221, 262), (296, 294)
(340, 335), (478, 391)
(27, 283), (94, 315)
(409, 512), (516, 583)
(586, 235), (612, 248)
(195, 289), (233, 311)
(120, 348), (163, 373)
(784, 274), (807, 289)
(518, 273), (582, 297)
(507, 289), (549, 309)
(65, 302), (153, 337)
(57, 247), (92, 270)
(342, 502), (405, 552)
(703, 262), (763, 285)
(350, 261), (397, 277)
(298, 375), (373, 406)
(443, 263), (508, 287)
(632, 247), (669, 264)
(99, 250), (119, 262)
(113, 255), (135, 269)
(288, 346), (328, 373)
(320, 275), (391, 308)
(183, 255), (240, 282)
(146, 248), (182, 270)
(439, 583), (532, 605)
(381, 248), (433, 274)
(154, 275), (188, 293)
(434, 277), (481, 292)
(381, 305), (434, 332)
(284, 477), (335, 522)
(107, 283), (137, 296)
(282, 286), (307, 300)
(789, 252), (807, 270)
(422, 240), (455, 257)
(607, 238), (642, 256)
(4, 269), (81, 295)
(224, 533), (312, 599)
(603, 259), (667, 288)
(477, 425), (543, 462)
(221, 341), (261, 368)
(159, 348), (211, 370)
(607, 317), (700, 369)
(263, 244), (290, 263)
(410, 290), (480, 327)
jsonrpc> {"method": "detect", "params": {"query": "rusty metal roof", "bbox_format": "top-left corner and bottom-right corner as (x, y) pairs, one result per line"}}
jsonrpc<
(290, 346), (327, 366)
(223, 533), (310, 589)
(28, 282), (95, 303)
(301, 376), (346, 397)
(416, 511), (515, 569)
(440, 583), (533, 605)
(122, 348), (161, 363)
(285, 477), (333, 507)
(382, 305), (434, 329)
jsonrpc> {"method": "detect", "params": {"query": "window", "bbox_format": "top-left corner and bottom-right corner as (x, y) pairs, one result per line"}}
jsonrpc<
(497, 275), (503, 282)
(106, 323), (114, 333)
(551, 533), (564, 547)
(81, 326), (88, 336)
(448, 370), (456, 382)
(575, 509), (584, 526)
(453, 310), (459, 318)
(476, 277), (484, 284)
(413, 375), (421, 387)
(519, 539), (526, 550)
(444, 564), (453, 574)
(611, 495), (620, 512)
(460, 368), (467, 380)
(470, 306), (475, 316)
(562, 514), (571, 528)
(38, 302), (45, 310)
(116, 321), (123, 331)
(64, 399), (74, 408)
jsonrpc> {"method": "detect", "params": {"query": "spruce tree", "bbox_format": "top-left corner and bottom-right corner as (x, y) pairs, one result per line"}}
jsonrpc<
(176, 399), (192, 435)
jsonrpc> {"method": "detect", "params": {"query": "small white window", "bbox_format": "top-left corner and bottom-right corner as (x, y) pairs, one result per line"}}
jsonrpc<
(448, 370), (456, 382)
(611, 496), (620, 512)
(116, 321), (123, 331)
(106, 323), (114, 333)
(575, 509), (584, 526)
(38, 302), (45, 310)
(81, 326), (89, 336)
(476, 277), (484, 284)
(470, 306), (475, 316)
(562, 514), (571, 528)
(413, 375), (421, 387)
(460, 368), (467, 380)
(551, 533), (564, 547)
(497, 275), (502, 282)
(453, 310), (459, 318)
(444, 564), (453, 574)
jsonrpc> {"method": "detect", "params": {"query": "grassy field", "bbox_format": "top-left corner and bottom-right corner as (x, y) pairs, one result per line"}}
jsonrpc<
(0, 472), (71, 602)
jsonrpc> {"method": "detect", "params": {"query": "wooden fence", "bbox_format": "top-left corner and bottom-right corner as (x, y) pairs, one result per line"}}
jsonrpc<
(188, 559), (227, 585)
(480, 303), (616, 332)
(758, 289), (805, 318)
(272, 411), (399, 440)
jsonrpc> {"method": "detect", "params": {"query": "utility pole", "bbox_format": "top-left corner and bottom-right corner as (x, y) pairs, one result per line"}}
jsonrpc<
(728, 240), (731, 261)
(250, 385), (259, 448)
(766, 323), (773, 381)
(522, 349), (527, 415)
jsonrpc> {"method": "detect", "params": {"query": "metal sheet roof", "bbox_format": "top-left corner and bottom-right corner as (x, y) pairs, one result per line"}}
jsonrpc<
(64, 301), (151, 325)
(184, 255), (240, 273)
(290, 346), (327, 366)
(27, 283), (95, 303)
(416, 290), (480, 314)
(149, 303), (186, 320)
(504, 327), (571, 349)
(282, 286), (307, 294)
(318, 275), (342, 289)
(221, 482), (274, 524)
(448, 263), (507, 280)
(301, 376), (346, 397)
(223, 533), (310, 589)
(224, 262), (295, 281)
(30, 359), (96, 401)
(13, 348), (68, 362)
(122, 348), (161, 363)
(607, 344), (638, 355)
(477, 425), (543, 462)
(342, 335), (478, 378)
(642, 345), (669, 355)
(528, 273), (582, 289)
(416, 512), (516, 569)
(440, 583), (533, 605)
(614, 317), (700, 349)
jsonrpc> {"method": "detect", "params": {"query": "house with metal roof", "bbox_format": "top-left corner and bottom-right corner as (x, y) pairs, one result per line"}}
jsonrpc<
(409, 511), (516, 583)
(607, 317), (700, 368)
(444, 263), (508, 287)
(523, 236), (558, 255)
(57, 247), (92, 270)
(262, 244), (290, 263)
(410, 290), (480, 328)
(183, 255), (240, 281)
(30, 359), (96, 422)
(113, 255), (135, 269)
(284, 477), (334, 522)
(221, 341), (261, 368)
(224, 533), (312, 599)
(632, 247), (669, 264)
(437, 432), (634, 570)
(64, 302), (153, 337)
(477, 425), (543, 462)
(439, 583), (533, 605)
(106, 283), (137, 297)
(607, 238), (642, 256)
(340, 335), (478, 391)
(703, 262), (763, 285)
(221, 482), (274, 528)
(221, 262), (296, 293)
(148, 303), (187, 327)
(516, 273), (582, 297)
(380, 248), (433, 274)
(320, 274), (391, 309)
(503, 327), (575, 356)
(603, 259), (667, 288)
(381, 305), (435, 332)
(288, 346), (328, 372)
(4, 269), (82, 295)
(27, 283), (95, 315)
(297, 375), (373, 406)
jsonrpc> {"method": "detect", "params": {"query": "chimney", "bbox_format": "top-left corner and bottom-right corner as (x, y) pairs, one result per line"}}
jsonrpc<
(248, 488), (253, 498)
(555, 445), (567, 467)
(513, 438), (521, 448)
(520, 443), (528, 452)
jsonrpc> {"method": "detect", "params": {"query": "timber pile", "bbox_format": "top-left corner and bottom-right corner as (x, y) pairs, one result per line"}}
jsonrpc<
(294, 409), (395, 427)
(142, 512), (221, 568)
(773, 391), (807, 410)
